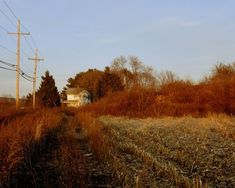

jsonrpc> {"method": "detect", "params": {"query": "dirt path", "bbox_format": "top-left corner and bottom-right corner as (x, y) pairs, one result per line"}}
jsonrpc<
(60, 114), (116, 187)
(73, 126), (114, 187)
(50, 114), (117, 187)
(14, 114), (117, 188)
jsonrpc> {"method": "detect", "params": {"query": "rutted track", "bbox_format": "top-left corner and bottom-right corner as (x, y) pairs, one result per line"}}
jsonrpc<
(74, 126), (114, 187)
(48, 114), (118, 187)
(60, 114), (117, 187)
(13, 113), (118, 187)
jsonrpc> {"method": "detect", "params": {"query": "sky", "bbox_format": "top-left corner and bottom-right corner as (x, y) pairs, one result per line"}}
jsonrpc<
(0, 0), (235, 97)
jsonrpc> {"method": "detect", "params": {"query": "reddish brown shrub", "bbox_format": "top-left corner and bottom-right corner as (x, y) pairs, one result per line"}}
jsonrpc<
(79, 63), (235, 118)
(80, 87), (157, 118)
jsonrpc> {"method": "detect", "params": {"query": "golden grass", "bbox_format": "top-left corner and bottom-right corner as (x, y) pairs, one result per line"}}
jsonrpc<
(53, 115), (87, 187)
(76, 112), (106, 157)
(77, 112), (235, 187)
(0, 108), (64, 187)
(2, 106), (233, 187)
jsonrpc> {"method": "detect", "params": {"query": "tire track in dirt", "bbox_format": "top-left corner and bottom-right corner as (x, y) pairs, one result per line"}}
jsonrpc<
(61, 115), (117, 187)
(15, 114), (117, 187)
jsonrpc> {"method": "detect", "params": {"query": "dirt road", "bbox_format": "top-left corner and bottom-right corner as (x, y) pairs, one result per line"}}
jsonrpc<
(61, 115), (115, 187)
(15, 114), (118, 188)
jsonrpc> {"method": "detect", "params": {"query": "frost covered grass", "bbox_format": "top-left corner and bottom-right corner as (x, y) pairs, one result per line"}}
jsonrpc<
(78, 113), (235, 187)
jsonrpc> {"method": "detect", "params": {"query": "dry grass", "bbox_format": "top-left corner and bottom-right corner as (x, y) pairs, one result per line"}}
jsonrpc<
(76, 112), (106, 157)
(53, 114), (87, 187)
(0, 108), (64, 187)
(77, 112), (235, 187)
(2, 106), (234, 187)
(0, 105), (24, 125)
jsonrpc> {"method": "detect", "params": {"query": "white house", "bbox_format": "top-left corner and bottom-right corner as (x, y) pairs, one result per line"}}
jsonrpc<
(63, 87), (91, 107)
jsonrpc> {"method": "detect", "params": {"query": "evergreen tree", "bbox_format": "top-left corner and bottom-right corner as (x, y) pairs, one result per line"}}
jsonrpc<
(37, 71), (60, 107)
(99, 67), (124, 97)
(25, 93), (33, 106)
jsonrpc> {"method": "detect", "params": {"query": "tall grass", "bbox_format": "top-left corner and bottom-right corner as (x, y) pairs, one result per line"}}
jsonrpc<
(76, 112), (106, 157)
(0, 108), (64, 187)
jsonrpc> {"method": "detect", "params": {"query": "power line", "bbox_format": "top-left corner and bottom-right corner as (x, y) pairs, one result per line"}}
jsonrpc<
(0, 24), (9, 33)
(8, 19), (30, 109)
(19, 69), (34, 79)
(0, 44), (16, 54)
(0, 65), (33, 82)
(20, 23), (38, 48)
(30, 35), (38, 49)
(0, 59), (16, 67)
(0, 24), (17, 45)
(0, 65), (15, 71)
(2, 26), (33, 59)
(0, 59), (34, 81)
(20, 57), (34, 73)
(0, 60), (33, 83)
(20, 23), (42, 57)
(21, 50), (30, 59)
(0, 1), (43, 101)
(23, 35), (34, 54)
(1, 0), (42, 59)
(18, 23), (35, 55)
(28, 49), (44, 108)
(3, 0), (40, 56)
(0, 63), (33, 82)
(23, 28), (44, 60)
(0, 6), (33, 58)
(1, 47), (35, 75)
(2, 0), (18, 21)
(19, 71), (33, 82)
(0, 8), (16, 28)
(0, 11), (18, 46)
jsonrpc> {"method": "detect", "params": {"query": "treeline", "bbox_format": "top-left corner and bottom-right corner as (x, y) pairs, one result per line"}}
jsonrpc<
(76, 56), (235, 117)
(61, 68), (124, 102)
(62, 56), (157, 102)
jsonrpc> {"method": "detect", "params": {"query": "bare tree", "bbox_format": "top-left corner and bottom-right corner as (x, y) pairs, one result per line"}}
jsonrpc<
(128, 56), (143, 74)
(158, 70), (179, 86)
(111, 55), (158, 89)
(111, 56), (131, 88)
(140, 66), (158, 88)
(110, 56), (127, 72)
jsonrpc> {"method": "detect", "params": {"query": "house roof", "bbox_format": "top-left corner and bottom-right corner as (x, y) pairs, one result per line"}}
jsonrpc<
(66, 87), (88, 95)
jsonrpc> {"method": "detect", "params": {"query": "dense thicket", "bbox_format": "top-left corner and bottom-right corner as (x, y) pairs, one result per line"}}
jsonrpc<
(79, 61), (235, 117)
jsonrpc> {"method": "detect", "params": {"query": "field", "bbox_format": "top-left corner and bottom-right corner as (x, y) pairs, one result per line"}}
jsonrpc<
(1, 107), (235, 187)
(0, 108), (119, 187)
(78, 113), (235, 187)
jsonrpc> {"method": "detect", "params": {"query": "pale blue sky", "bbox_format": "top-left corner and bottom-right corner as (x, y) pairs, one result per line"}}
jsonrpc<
(0, 0), (235, 97)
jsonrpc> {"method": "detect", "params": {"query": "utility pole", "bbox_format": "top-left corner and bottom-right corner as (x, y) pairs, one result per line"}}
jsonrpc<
(8, 19), (30, 110)
(28, 48), (44, 109)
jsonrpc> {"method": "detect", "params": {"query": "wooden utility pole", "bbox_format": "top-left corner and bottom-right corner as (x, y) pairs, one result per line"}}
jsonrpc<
(8, 19), (30, 110)
(28, 48), (44, 109)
